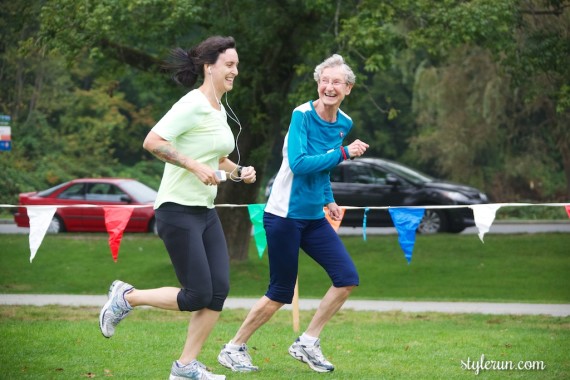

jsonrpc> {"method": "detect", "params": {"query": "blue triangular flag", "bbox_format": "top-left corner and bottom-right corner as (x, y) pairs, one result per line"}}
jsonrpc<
(388, 208), (425, 264)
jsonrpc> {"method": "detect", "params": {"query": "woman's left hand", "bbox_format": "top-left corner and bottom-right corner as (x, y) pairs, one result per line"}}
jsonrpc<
(241, 166), (257, 184)
(327, 202), (342, 221)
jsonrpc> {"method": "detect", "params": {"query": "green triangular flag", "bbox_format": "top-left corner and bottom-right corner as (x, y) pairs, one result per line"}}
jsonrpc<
(247, 204), (267, 258)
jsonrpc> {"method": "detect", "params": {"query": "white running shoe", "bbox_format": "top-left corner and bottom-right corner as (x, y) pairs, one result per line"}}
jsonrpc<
(98, 280), (134, 338)
(169, 360), (226, 380)
(288, 338), (334, 372)
(218, 343), (259, 372)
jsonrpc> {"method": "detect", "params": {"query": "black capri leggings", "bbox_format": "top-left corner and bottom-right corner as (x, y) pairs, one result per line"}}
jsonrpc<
(155, 202), (230, 312)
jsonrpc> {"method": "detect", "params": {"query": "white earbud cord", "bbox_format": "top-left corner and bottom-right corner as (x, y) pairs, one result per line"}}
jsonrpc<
(224, 92), (243, 182)
(209, 72), (243, 182)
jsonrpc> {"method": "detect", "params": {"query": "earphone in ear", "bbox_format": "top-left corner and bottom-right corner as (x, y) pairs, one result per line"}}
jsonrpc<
(208, 66), (212, 75)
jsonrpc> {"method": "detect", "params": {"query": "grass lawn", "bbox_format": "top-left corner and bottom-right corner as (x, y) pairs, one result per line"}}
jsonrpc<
(0, 233), (569, 379)
(0, 306), (568, 379)
(0, 233), (569, 303)
(0, 234), (570, 380)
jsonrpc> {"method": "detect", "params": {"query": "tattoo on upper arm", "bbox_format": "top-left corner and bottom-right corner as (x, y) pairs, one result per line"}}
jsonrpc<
(152, 145), (188, 169)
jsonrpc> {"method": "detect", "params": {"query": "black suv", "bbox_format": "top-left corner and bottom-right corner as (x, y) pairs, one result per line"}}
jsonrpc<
(265, 157), (489, 233)
(330, 158), (488, 233)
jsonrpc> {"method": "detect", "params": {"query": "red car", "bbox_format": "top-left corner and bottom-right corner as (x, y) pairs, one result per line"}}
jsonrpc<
(14, 178), (158, 234)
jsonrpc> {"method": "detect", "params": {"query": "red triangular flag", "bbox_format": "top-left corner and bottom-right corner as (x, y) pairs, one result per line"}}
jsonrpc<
(324, 207), (345, 232)
(565, 205), (570, 219)
(103, 207), (134, 262)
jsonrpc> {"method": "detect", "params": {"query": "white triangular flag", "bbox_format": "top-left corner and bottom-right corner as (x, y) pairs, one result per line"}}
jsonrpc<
(469, 204), (501, 243)
(27, 206), (57, 263)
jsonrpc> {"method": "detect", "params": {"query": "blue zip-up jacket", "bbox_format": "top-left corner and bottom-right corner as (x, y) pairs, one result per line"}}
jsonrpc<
(265, 100), (352, 219)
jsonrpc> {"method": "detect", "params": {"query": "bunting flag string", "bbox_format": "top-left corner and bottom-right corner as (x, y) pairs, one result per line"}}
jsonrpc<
(211, 202), (570, 210)
(2, 202), (568, 264)
(2, 202), (569, 210)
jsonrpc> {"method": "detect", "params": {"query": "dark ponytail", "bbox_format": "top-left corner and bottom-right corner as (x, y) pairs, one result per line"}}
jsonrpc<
(163, 36), (236, 88)
(163, 48), (198, 88)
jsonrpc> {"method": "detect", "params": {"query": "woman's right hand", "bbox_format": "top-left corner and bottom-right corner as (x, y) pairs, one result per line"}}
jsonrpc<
(190, 162), (221, 186)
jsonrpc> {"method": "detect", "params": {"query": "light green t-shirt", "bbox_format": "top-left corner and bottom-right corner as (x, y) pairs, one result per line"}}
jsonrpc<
(152, 89), (235, 209)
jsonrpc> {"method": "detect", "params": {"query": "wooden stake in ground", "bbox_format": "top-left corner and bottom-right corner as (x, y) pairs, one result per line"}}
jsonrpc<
(292, 276), (300, 332)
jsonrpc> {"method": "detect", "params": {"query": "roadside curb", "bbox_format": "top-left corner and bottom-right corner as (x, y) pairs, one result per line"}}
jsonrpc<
(1, 294), (569, 317)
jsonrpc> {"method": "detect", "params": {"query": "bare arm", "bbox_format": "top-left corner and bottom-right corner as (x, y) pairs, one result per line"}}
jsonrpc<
(143, 131), (219, 185)
(143, 131), (191, 169)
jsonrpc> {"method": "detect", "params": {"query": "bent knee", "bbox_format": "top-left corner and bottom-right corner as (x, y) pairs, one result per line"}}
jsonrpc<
(177, 289), (213, 312)
(336, 284), (357, 295)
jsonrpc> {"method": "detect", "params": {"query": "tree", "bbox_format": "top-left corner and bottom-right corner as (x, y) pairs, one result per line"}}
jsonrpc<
(0, 1), (165, 203)
(340, 0), (570, 199)
(38, 0), (359, 260)
(6, 0), (567, 255)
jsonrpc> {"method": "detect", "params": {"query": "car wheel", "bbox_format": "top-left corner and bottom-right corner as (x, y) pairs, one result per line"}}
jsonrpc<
(47, 215), (65, 234)
(417, 209), (447, 234)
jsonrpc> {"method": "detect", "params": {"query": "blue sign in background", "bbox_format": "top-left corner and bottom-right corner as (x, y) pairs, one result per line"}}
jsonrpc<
(0, 141), (11, 151)
(0, 114), (11, 151)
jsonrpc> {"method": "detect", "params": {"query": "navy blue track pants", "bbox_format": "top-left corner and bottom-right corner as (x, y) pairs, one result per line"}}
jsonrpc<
(263, 212), (359, 304)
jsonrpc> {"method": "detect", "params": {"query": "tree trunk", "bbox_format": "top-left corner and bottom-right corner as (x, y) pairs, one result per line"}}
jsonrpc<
(557, 113), (570, 199)
(562, 147), (570, 199)
(216, 175), (261, 262)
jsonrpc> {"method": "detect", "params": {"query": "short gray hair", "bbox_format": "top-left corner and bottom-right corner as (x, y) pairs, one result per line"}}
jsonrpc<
(313, 54), (356, 85)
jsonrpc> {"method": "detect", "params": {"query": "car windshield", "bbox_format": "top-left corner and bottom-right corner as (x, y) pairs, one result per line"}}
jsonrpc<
(382, 160), (434, 184)
(120, 180), (158, 203)
(37, 182), (70, 197)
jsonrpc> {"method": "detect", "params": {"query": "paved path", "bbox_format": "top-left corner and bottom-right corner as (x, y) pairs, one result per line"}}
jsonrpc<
(1, 294), (568, 317)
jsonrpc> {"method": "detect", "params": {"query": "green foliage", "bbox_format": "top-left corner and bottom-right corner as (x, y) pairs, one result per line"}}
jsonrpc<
(497, 205), (569, 220)
(411, 48), (507, 190)
(341, 0), (570, 200)
(115, 160), (164, 191)
(39, 0), (204, 59)
(407, 0), (518, 57)
(0, 1), (175, 203)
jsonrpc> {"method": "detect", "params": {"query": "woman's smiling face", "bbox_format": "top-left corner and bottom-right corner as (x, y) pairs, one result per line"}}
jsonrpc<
(210, 48), (239, 93)
(317, 66), (352, 107)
